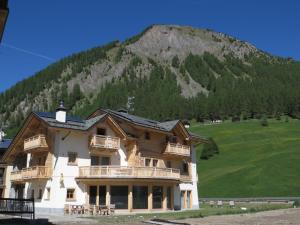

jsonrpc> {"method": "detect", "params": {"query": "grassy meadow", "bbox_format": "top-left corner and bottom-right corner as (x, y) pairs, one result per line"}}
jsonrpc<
(190, 118), (300, 197)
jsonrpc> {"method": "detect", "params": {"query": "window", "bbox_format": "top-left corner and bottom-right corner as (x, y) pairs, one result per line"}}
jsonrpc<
(110, 186), (128, 209)
(37, 189), (42, 200)
(153, 186), (163, 209)
(89, 186), (97, 205)
(144, 132), (150, 140)
(153, 159), (158, 167)
(91, 156), (110, 166)
(31, 189), (34, 199)
(45, 188), (50, 200)
(66, 188), (75, 201)
(91, 156), (99, 166)
(0, 168), (4, 185)
(166, 161), (171, 168)
(182, 162), (189, 173)
(101, 157), (110, 166)
(166, 136), (170, 143)
(97, 128), (106, 135)
(133, 186), (148, 209)
(145, 158), (151, 167)
(38, 156), (46, 166)
(68, 152), (77, 165)
(171, 136), (177, 143)
(167, 187), (172, 209)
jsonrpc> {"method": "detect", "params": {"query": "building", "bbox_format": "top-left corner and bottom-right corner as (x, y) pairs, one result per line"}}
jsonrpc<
(2, 102), (205, 214)
(0, 0), (9, 42)
(0, 132), (11, 197)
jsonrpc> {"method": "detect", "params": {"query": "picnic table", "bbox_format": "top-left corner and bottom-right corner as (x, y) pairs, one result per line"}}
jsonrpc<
(65, 204), (115, 215)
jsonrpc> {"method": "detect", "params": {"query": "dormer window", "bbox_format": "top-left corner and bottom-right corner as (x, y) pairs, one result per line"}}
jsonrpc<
(144, 132), (150, 140)
(97, 128), (106, 136)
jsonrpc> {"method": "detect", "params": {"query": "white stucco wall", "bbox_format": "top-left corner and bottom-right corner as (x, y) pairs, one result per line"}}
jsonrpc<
(173, 145), (199, 210)
(24, 122), (128, 213)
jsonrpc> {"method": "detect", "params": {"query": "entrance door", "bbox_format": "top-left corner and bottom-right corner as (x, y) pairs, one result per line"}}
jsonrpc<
(99, 186), (106, 205)
(89, 186), (97, 205)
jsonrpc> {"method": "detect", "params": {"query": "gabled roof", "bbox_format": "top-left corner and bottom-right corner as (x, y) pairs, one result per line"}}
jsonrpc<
(158, 120), (180, 131)
(34, 112), (106, 131)
(96, 109), (205, 142)
(0, 139), (11, 150)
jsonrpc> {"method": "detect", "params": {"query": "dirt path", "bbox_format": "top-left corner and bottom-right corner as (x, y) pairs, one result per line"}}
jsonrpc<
(179, 208), (300, 225)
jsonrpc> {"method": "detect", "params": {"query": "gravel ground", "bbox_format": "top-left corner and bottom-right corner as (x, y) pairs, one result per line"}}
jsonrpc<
(0, 208), (299, 225)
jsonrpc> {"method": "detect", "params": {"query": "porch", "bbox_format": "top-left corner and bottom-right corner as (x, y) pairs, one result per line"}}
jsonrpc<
(81, 181), (180, 213)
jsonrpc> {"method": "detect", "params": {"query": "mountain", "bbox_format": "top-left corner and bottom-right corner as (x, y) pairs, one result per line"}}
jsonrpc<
(1, 24), (300, 137)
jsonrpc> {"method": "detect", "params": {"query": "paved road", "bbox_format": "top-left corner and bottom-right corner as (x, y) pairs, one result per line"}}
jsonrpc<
(179, 208), (300, 225)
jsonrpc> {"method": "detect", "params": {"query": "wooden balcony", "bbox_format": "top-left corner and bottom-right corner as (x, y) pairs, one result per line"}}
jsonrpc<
(10, 166), (52, 182)
(89, 135), (120, 151)
(164, 143), (190, 157)
(77, 166), (180, 181)
(24, 134), (48, 153)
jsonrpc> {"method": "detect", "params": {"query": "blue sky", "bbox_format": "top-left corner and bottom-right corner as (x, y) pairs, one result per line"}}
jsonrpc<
(0, 0), (299, 93)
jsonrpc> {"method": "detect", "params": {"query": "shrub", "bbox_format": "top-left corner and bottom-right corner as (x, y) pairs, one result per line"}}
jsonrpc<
(275, 113), (281, 120)
(293, 200), (300, 207)
(200, 137), (219, 160)
(172, 55), (180, 68)
(232, 115), (240, 122)
(260, 116), (268, 127)
(285, 116), (289, 123)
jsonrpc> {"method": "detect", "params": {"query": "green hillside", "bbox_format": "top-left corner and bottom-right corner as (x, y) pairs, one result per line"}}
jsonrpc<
(190, 119), (300, 197)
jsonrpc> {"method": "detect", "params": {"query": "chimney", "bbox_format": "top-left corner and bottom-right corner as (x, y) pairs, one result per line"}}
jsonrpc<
(56, 100), (67, 123)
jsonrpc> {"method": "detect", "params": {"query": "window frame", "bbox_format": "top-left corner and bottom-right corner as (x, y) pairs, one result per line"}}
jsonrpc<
(144, 132), (150, 140)
(45, 187), (51, 200)
(182, 162), (189, 174)
(67, 152), (78, 166)
(37, 189), (43, 200)
(66, 188), (76, 201)
(145, 158), (151, 167)
(152, 159), (158, 167)
(97, 128), (106, 136)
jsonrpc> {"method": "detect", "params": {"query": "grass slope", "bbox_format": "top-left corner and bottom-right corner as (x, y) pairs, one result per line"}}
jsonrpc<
(190, 119), (300, 197)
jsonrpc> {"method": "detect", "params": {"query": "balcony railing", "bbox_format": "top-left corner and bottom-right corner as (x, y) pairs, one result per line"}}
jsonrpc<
(180, 174), (192, 182)
(164, 143), (190, 157)
(10, 166), (52, 182)
(90, 135), (120, 150)
(24, 134), (48, 152)
(77, 166), (180, 180)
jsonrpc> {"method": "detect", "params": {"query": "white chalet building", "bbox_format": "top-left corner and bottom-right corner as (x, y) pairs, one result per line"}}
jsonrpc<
(2, 102), (204, 214)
